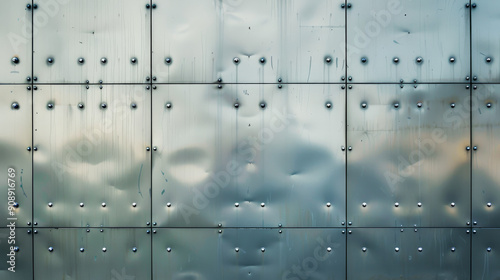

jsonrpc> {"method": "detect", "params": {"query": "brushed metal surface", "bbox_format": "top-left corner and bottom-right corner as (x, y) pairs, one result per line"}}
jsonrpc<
(472, 229), (500, 280)
(0, 228), (33, 279)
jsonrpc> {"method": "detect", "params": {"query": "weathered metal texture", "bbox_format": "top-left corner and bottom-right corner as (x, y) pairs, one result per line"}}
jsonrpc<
(0, 228), (33, 279)
(347, 84), (470, 227)
(472, 84), (500, 227)
(0, 86), (32, 225)
(472, 229), (500, 280)
(347, 228), (470, 280)
(153, 228), (345, 280)
(152, 0), (345, 83)
(33, 85), (151, 227)
(347, 0), (470, 83)
(33, 0), (151, 84)
(472, 0), (500, 83)
(34, 228), (151, 279)
(0, 2), (32, 83)
(152, 84), (345, 227)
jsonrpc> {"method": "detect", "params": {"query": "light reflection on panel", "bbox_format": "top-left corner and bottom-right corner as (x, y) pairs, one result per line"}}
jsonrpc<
(472, 0), (500, 82)
(0, 228), (32, 279)
(472, 229), (500, 280)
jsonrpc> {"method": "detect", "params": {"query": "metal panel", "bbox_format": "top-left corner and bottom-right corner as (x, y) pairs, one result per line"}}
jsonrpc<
(33, 85), (151, 227)
(152, 0), (345, 83)
(153, 228), (345, 280)
(152, 84), (345, 227)
(347, 228), (470, 280)
(33, 0), (151, 83)
(347, 0), (470, 83)
(0, 86), (32, 226)
(34, 228), (151, 279)
(0, 228), (33, 279)
(347, 84), (470, 227)
(472, 0), (500, 83)
(0, 2), (32, 83)
(472, 84), (500, 227)
(472, 228), (500, 280)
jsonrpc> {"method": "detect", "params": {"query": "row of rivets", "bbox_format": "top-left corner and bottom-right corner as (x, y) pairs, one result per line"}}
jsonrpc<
(46, 202), (138, 207)
(145, 3), (157, 9)
(360, 56), (462, 64)
(48, 247), (138, 253)
(43, 103), (140, 109)
(42, 57), (142, 65)
(360, 202), (458, 208)
(360, 247), (462, 253)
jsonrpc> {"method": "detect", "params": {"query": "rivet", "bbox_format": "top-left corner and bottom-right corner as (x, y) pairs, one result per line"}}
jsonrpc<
(473, 85), (477, 90)
(451, 202), (456, 207)
(466, 3), (470, 8)
(165, 57), (172, 64)
(27, 86), (31, 90)
(48, 202), (53, 207)
(33, 76), (37, 81)
(325, 57), (332, 64)
(131, 57), (137, 64)
(146, 230), (150, 234)
(99, 80), (103, 84)
(278, 84), (282, 89)
(132, 202), (137, 207)
(153, 146), (157, 151)
(86, 229), (90, 232)
(348, 222), (352, 226)
(487, 247), (492, 252)
(414, 229), (418, 232)
(99, 85), (103, 89)
(326, 202), (331, 207)
(341, 3), (345, 8)
(261, 247), (266, 252)
(131, 103), (137, 109)
(102, 247), (107, 252)
(362, 247), (367, 252)
(487, 103), (492, 108)
(278, 78), (282, 83)
(393, 57), (399, 64)
(451, 247), (456, 252)
(278, 223), (282, 227)
(235, 203), (239, 207)
(234, 103), (239, 108)
(34, 222), (38, 225)
(473, 230), (477, 234)
(487, 202), (492, 207)
(473, 146), (478, 150)
(235, 247), (240, 252)
(348, 146), (352, 151)
(450, 103), (455, 108)
(218, 223), (222, 227)
(152, 3), (157, 9)
(342, 230), (346, 234)
(86, 86), (89, 89)
(347, 3), (352, 8)
(260, 102), (266, 109)
(218, 84), (223, 89)
(146, 76), (150, 81)
(341, 76), (345, 81)
(100, 57), (107, 64)
(474, 221), (478, 225)
(341, 146), (346, 151)
(418, 247), (423, 252)
(27, 4), (32, 9)
(11, 57), (20, 64)
(101, 202), (106, 207)
(417, 102), (422, 108)
(13, 247), (19, 252)
(401, 229), (404, 232)
(233, 57), (240, 64)
(473, 76), (478, 81)
(348, 76), (352, 81)
(341, 221), (345, 225)
(27, 76), (31, 81)
(467, 222), (471, 225)
(466, 76), (470, 81)
(218, 229), (222, 233)
(361, 57), (367, 64)
(486, 57), (492, 63)
(348, 230), (352, 234)
(153, 230), (157, 234)
(167, 202), (171, 207)
(394, 202), (399, 207)
(260, 57), (266, 64)
(416, 57), (423, 63)
(341, 85), (346, 89)
(466, 146), (471, 151)
(417, 202), (422, 207)
(348, 85), (353, 89)
(325, 247), (331, 252)
(27, 147), (31, 151)
(261, 202), (265, 207)
(153, 76), (157, 81)
(362, 202), (367, 207)
(146, 147), (151, 151)
(78, 58), (84, 64)
(80, 203), (84, 207)
(325, 102), (332, 108)
(47, 103), (54, 109)
(101, 103), (107, 109)
(33, 147), (38, 151)
(166, 103), (172, 109)
(146, 3), (150, 8)
(79, 248), (84, 253)
(394, 103), (399, 108)
(78, 103), (84, 109)
(395, 247), (400, 252)
(48, 247), (54, 252)
(450, 57), (455, 63)
(47, 57), (54, 64)
(361, 102), (367, 108)
(11, 102), (20, 110)
(167, 247), (172, 252)
(132, 247), (137, 252)
(33, 230), (38, 234)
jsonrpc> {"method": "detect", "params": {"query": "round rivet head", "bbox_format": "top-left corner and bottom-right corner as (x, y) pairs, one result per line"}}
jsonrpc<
(473, 146), (478, 150)
(101, 103), (107, 109)
(325, 57), (332, 64)
(78, 103), (84, 109)
(341, 146), (346, 151)
(417, 102), (423, 108)
(416, 57), (423, 63)
(451, 202), (456, 207)
(487, 103), (492, 108)
(260, 102), (266, 108)
(450, 57), (455, 63)
(165, 57), (172, 64)
(486, 57), (492, 63)
(167, 247), (172, 252)
(132, 247), (137, 252)
(102, 247), (107, 252)
(418, 247), (423, 252)
(100, 57), (107, 64)
(233, 57), (240, 64)
(395, 247), (400, 252)
(48, 247), (54, 252)
(327, 247), (332, 252)
(393, 57), (399, 64)
(235, 247), (239, 252)
(394, 202), (399, 207)
(78, 57), (84, 64)
(131, 57), (137, 64)
(165, 103), (172, 109)
(261, 202), (265, 207)
(13, 246), (19, 252)
(487, 247), (492, 252)
(218, 223), (222, 228)
(235, 203), (239, 207)
(146, 3), (150, 8)
(79, 248), (84, 253)
(361, 102), (367, 109)
(79, 203), (84, 207)
(261, 247), (266, 252)
(11, 57), (20, 64)
(260, 57), (266, 64)
(348, 76), (353, 81)
(48, 202), (53, 207)
(362, 202), (367, 207)
(348, 146), (352, 151)
(47, 103), (54, 109)
(326, 202), (331, 207)
(146, 147), (151, 151)
(466, 146), (471, 151)
(326, 102), (332, 108)
(450, 103), (455, 108)
(101, 202), (106, 208)
(417, 202), (422, 207)
(132, 202), (137, 207)
(218, 229), (222, 233)
(27, 147), (31, 151)
(234, 103), (239, 108)
(487, 202), (492, 207)
(11, 102), (20, 110)
(361, 57), (367, 63)
(394, 103), (399, 108)
(451, 247), (456, 252)
(47, 57), (54, 64)
(131, 103), (137, 109)
(362, 247), (367, 252)
(166, 202), (171, 207)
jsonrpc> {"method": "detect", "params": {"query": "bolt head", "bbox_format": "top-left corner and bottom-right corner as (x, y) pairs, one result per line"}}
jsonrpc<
(327, 247), (332, 252)
(394, 103), (399, 108)
(47, 103), (54, 109)
(166, 202), (172, 207)
(450, 103), (455, 108)
(487, 247), (492, 252)
(234, 103), (239, 108)
(417, 102), (423, 108)
(394, 202), (399, 207)
(451, 202), (456, 207)
(487, 103), (492, 108)
(102, 247), (107, 252)
(131, 103), (137, 109)
(235, 247), (239, 252)
(451, 247), (456, 252)
(78, 103), (84, 109)
(14, 247), (19, 252)
(78, 58), (84, 64)
(260, 102), (266, 108)
(417, 202), (422, 207)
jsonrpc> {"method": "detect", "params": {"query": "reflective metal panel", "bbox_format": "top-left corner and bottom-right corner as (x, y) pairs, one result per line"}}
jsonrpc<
(0, 2), (32, 83)
(152, 0), (345, 83)
(152, 84), (345, 227)
(347, 228), (470, 280)
(153, 228), (345, 280)
(347, 0), (470, 83)
(472, 84), (500, 227)
(33, 85), (151, 227)
(34, 228), (151, 279)
(33, 0), (151, 83)
(472, 228), (500, 280)
(347, 84), (470, 227)
(472, 0), (500, 83)
(0, 86), (32, 225)
(0, 228), (33, 279)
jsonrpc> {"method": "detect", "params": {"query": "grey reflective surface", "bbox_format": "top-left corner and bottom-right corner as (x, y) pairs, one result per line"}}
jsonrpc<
(472, 84), (500, 227)
(347, 0), (470, 83)
(0, 86), (32, 225)
(0, 228), (32, 279)
(153, 0), (345, 83)
(347, 84), (470, 227)
(34, 228), (151, 279)
(153, 228), (345, 280)
(472, 229), (500, 280)
(33, 0), (151, 83)
(152, 84), (345, 227)
(33, 85), (151, 227)
(347, 228), (470, 280)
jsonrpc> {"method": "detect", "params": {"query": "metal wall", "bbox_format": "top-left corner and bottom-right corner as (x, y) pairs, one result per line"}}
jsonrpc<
(0, 0), (498, 279)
